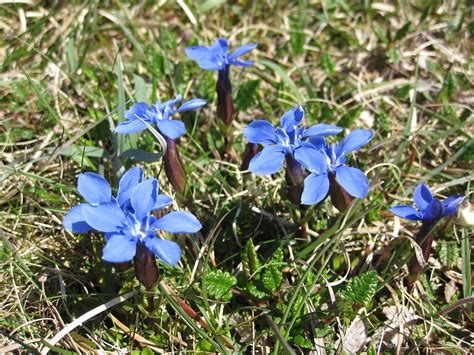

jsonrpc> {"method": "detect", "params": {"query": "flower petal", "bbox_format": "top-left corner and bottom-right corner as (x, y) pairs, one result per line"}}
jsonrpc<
(280, 106), (304, 132)
(151, 211), (202, 233)
(156, 119), (186, 140)
(389, 205), (422, 221)
(77, 172), (111, 204)
(413, 184), (433, 210)
(248, 145), (285, 175)
(335, 165), (369, 198)
(422, 199), (443, 221)
(131, 178), (158, 220)
(115, 118), (148, 134)
(243, 120), (277, 144)
(301, 173), (330, 205)
(176, 98), (207, 113)
(124, 102), (149, 121)
(82, 202), (126, 233)
(442, 195), (464, 217)
(229, 43), (257, 60)
(153, 194), (173, 210)
(198, 59), (223, 71)
(144, 236), (181, 266)
(228, 59), (254, 67)
(303, 123), (343, 138)
(211, 38), (228, 56)
(63, 204), (92, 233)
(185, 46), (214, 62)
(117, 166), (144, 209)
(294, 146), (328, 174)
(341, 129), (373, 153)
(102, 234), (137, 263)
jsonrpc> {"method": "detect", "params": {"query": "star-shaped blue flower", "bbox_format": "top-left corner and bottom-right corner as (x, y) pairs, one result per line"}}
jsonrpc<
(243, 106), (343, 175)
(63, 167), (202, 265)
(115, 95), (207, 140)
(185, 38), (257, 71)
(390, 183), (463, 222)
(294, 129), (373, 205)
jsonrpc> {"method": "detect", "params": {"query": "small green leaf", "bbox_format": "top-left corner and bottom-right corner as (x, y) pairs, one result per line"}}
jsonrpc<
(436, 240), (459, 269)
(321, 52), (335, 76)
(293, 334), (313, 349)
(242, 238), (262, 278)
(372, 24), (389, 44)
(394, 22), (413, 41)
(262, 265), (283, 293)
(235, 80), (260, 112)
(203, 269), (237, 301)
(120, 148), (163, 163)
(246, 283), (267, 299)
(338, 270), (378, 308)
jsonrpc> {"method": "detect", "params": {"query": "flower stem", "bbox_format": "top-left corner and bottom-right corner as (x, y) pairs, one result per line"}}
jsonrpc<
(163, 137), (186, 194)
(216, 67), (233, 128)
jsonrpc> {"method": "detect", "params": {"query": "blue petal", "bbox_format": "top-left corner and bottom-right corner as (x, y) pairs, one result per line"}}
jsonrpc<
(131, 178), (158, 221)
(153, 194), (173, 210)
(144, 236), (181, 266)
(243, 120), (277, 144)
(198, 59), (223, 71)
(151, 211), (202, 233)
(185, 46), (214, 62)
(335, 165), (369, 198)
(294, 146), (328, 174)
(82, 202), (126, 233)
(307, 136), (326, 149)
(280, 106), (304, 132)
(176, 98), (207, 113)
(389, 205), (422, 221)
(303, 124), (343, 138)
(63, 204), (92, 233)
(115, 119), (148, 134)
(228, 43), (257, 60)
(248, 145), (285, 175)
(341, 129), (373, 153)
(301, 173), (330, 205)
(125, 102), (149, 121)
(102, 234), (137, 263)
(442, 195), (464, 217)
(156, 119), (186, 140)
(117, 166), (144, 209)
(229, 59), (254, 67)
(413, 184), (433, 210)
(77, 172), (111, 204)
(211, 38), (228, 55)
(422, 199), (443, 221)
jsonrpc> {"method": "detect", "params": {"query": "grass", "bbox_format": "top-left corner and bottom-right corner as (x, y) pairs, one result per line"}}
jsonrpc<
(1, 0), (473, 353)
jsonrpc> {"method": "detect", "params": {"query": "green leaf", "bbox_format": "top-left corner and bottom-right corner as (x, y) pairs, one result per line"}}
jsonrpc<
(438, 71), (458, 101)
(246, 283), (267, 299)
(133, 74), (148, 102)
(203, 269), (237, 301)
(321, 52), (335, 76)
(242, 238), (262, 278)
(262, 265), (283, 293)
(235, 80), (260, 112)
(120, 148), (163, 162)
(260, 59), (305, 102)
(372, 24), (389, 44)
(338, 270), (378, 308)
(61, 145), (107, 158)
(394, 22), (413, 41)
(436, 240), (459, 269)
(293, 334), (313, 349)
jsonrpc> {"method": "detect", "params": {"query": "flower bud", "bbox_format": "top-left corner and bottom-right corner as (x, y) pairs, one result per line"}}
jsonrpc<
(241, 143), (260, 171)
(285, 154), (305, 205)
(329, 173), (354, 211)
(216, 67), (234, 127)
(459, 200), (474, 227)
(164, 137), (186, 194)
(134, 241), (159, 289)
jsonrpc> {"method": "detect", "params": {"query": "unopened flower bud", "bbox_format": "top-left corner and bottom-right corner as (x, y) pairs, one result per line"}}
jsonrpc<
(329, 173), (354, 211)
(134, 242), (159, 289)
(285, 154), (305, 205)
(164, 138), (186, 194)
(241, 143), (260, 171)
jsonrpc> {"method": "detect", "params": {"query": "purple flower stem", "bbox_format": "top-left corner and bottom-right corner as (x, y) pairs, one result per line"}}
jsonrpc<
(284, 154), (308, 240)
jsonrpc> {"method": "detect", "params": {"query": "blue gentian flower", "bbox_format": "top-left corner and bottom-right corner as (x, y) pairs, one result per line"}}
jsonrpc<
(294, 129), (373, 205)
(390, 183), (463, 222)
(115, 95), (207, 140)
(185, 38), (257, 71)
(63, 167), (202, 265)
(243, 106), (343, 175)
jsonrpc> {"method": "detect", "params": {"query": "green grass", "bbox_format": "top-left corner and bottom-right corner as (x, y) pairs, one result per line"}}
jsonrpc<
(1, 1), (473, 353)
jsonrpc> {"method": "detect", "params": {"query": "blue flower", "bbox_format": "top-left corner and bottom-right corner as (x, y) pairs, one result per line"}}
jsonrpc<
(243, 106), (343, 175)
(115, 95), (207, 140)
(63, 167), (202, 265)
(185, 38), (257, 71)
(390, 183), (463, 222)
(294, 129), (373, 205)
